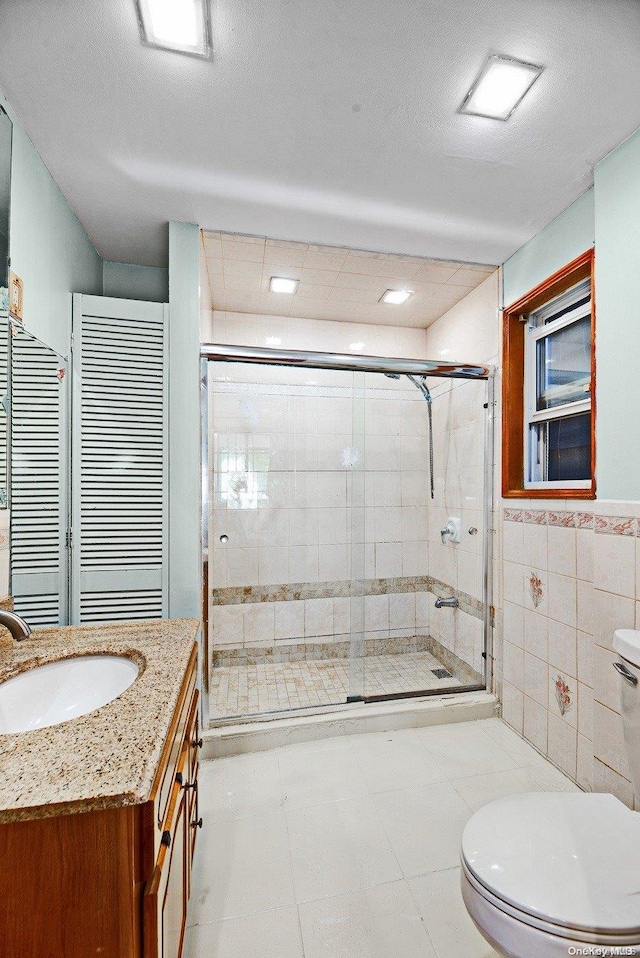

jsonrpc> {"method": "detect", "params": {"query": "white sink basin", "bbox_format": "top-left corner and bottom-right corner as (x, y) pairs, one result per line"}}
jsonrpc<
(0, 654), (140, 734)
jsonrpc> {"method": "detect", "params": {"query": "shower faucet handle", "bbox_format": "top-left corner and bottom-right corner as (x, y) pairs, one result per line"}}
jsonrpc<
(440, 517), (462, 544)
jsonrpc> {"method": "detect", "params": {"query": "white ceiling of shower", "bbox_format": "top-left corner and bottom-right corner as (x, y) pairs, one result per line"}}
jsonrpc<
(203, 231), (495, 327)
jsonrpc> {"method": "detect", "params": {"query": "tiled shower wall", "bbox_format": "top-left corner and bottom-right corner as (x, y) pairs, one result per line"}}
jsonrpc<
(424, 268), (638, 808)
(424, 376), (489, 678)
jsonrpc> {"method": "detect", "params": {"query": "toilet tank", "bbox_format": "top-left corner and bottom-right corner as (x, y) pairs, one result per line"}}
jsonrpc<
(613, 630), (640, 800)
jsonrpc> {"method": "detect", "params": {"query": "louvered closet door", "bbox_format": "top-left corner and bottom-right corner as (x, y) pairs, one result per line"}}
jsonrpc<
(10, 327), (68, 625)
(71, 295), (168, 624)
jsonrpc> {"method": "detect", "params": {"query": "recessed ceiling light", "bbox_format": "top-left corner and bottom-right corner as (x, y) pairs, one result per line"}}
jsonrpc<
(349, 342), (365, 351)
(269, 276), (299, 295)
(459, 55), (543, 120)
(380, 289), (413, 305)
(135, 0), (212, 59)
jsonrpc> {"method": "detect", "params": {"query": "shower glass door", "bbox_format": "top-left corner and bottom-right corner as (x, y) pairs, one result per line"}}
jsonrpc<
(204, 351), (492, 723)
(355, 371), (489, 699)
(206, 359), (368, 721)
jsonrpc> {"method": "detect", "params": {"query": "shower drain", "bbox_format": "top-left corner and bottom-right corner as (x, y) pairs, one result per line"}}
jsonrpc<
(431, 668), (453, 679)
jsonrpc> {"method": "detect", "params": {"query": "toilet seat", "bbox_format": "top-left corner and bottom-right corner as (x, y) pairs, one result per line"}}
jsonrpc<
(461, 792), (640, 946)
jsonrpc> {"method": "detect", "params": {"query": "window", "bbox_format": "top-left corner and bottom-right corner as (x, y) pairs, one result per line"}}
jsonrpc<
(502, 249), (595, 499)
(525, 279), (592, 488)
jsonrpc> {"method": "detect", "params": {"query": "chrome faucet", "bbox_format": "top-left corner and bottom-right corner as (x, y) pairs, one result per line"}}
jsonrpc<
(435, 596), (459, 609)
(0, 610), (32, 641)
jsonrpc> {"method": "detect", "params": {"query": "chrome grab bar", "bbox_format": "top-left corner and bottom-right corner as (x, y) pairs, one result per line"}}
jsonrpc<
(613, 661), (638, 686)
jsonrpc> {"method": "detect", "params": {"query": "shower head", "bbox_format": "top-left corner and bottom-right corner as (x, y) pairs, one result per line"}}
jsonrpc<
(384, 371), (431, 402)
(406, 374), (432, 404)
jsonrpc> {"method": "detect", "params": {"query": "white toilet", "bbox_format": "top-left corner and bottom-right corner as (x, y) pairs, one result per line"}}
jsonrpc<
(461, 628), (640, 957)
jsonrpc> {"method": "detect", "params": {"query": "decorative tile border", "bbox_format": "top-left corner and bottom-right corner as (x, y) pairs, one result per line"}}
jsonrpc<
(503, 507), (598, 530)
(575, 512), (595, 529)
(212, 634), (432, 667)
(593, 515), (637, 536)
(503, 505), (640, 535)
(213, 575), (431, 606)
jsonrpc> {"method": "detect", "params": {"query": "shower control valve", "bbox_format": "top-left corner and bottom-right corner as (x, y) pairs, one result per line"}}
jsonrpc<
(440, 517), (461, 544)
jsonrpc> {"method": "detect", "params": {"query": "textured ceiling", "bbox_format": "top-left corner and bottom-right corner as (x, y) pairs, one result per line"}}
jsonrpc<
(203, 230), (495, 326)
(0, 1), (639, 267)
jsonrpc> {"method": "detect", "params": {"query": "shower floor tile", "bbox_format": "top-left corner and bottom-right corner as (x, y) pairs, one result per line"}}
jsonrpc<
(209, 650), (465, 720)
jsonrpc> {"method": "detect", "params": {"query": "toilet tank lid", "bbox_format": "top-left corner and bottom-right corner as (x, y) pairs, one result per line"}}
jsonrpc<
(461, 792), (640, 935)
(614, 629), (640, 669)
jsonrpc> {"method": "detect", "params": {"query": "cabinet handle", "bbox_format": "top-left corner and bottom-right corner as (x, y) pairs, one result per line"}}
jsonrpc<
(184, 780), (197, 791)
(161, 830), (172, 847)
(175, 772), (184, 785)
(193, 738), (203, 749)
(191, 817), (203, 829)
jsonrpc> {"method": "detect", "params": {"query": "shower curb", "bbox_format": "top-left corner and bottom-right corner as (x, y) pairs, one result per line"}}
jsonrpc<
(201, 691), (499, 759)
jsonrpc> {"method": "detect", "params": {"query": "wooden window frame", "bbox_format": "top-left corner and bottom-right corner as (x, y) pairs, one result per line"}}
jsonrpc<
(502, 248), (596, 499)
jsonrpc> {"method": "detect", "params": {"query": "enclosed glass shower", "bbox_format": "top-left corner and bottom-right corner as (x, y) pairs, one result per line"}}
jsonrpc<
(202, 344), (493, 725)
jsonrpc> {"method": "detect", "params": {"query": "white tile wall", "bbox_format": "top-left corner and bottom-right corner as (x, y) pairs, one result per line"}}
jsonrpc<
(213, 591), (432, 650)
(500, 506), (640, 807)
(208, 361), (431, 593)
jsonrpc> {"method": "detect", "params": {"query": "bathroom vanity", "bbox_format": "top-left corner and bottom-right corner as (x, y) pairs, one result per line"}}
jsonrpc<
(0, 618), (201, 958)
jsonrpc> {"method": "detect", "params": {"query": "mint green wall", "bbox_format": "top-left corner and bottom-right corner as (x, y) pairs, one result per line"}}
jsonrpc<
(4, 88), (172, 357)
(103, 261), (168, 303)
(4, 96), (103, 357)
(502, 189), (594, 307)
(502, 129), (640, 501)
(168, 222), (201, 618)
(594, 129), (640, 500)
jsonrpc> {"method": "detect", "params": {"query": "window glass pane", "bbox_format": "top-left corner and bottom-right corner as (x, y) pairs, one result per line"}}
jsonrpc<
(532, 413), (591, 482)
(536, 316), (591, 410)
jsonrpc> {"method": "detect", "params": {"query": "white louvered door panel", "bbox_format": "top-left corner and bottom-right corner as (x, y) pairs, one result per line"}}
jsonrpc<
(71, 295), (168, 624)
(0, 315), (8, 508)
(10, 327), (68, 625)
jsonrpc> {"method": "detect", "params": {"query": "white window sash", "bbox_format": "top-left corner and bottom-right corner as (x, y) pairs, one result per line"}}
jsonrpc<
(523, 280), (592, 487)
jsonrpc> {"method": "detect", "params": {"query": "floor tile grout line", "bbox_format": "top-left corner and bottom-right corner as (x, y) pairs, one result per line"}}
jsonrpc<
(404, 868), (449, 958)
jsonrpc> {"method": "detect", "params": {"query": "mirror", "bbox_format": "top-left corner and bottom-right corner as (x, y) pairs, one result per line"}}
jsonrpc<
(0, 106), (12, 509)
(0, 105), (10, 293)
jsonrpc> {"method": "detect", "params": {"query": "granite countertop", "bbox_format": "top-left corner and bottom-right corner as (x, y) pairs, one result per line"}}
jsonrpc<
(0, 618), (200, 823)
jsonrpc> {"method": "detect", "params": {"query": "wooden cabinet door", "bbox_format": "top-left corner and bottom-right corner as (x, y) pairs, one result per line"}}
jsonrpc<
(162, 789), (187, 958)
(144, 787), (188, 958)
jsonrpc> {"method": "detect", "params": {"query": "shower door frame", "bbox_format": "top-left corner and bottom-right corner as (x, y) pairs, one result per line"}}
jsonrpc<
(201, 343), (495, 724)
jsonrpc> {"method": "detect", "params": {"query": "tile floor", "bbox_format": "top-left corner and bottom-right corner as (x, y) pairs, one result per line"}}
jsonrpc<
(185, 716), (581, 957)
(210, 650), (466, 719)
